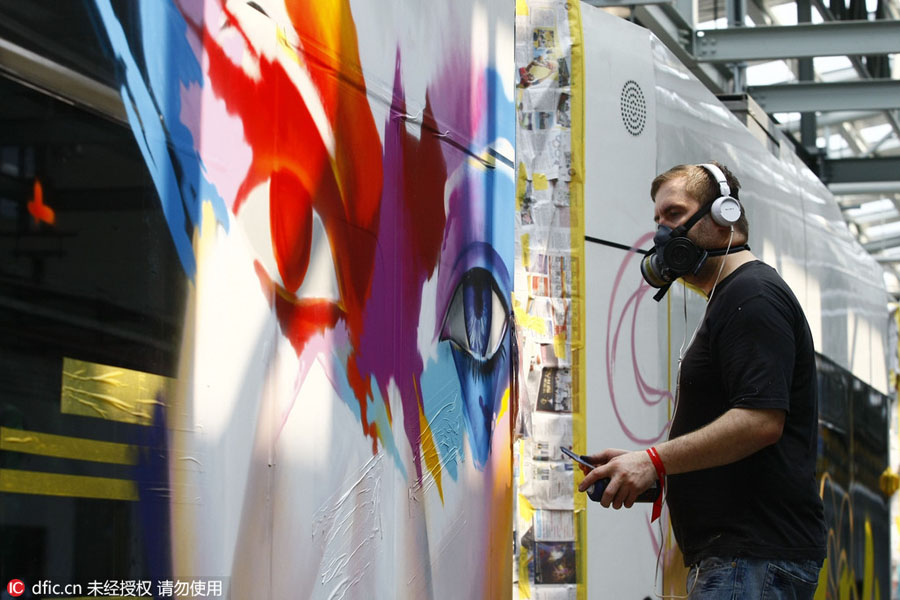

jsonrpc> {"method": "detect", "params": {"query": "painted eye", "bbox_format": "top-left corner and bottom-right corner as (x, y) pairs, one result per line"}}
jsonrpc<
(440, 268), (509, 362)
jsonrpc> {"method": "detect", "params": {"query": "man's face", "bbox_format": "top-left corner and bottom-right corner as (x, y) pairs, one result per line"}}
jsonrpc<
(653, 176), (719, 249)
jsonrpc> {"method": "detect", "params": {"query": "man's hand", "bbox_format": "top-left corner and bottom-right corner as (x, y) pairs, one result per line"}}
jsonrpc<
(578, 448), (658, 509)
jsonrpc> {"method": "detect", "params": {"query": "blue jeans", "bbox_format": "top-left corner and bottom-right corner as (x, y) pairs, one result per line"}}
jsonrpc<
(686, 557), (821, 599)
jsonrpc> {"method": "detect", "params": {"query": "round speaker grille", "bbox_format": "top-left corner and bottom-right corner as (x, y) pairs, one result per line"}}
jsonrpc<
(620, 80), (646, 136)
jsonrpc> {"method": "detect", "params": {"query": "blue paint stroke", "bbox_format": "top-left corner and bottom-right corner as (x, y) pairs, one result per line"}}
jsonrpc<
(326, 345), (407, 479)
(419, 343), (465, 481)
(92, 0), (229, 278)
(133, 400), (173, 595)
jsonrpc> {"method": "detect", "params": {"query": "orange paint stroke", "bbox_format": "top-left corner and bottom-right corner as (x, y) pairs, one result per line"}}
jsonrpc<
(27, 179), (55, 225)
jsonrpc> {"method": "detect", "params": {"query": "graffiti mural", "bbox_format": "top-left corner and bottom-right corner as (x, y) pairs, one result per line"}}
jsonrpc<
(88, 0), (515, 596)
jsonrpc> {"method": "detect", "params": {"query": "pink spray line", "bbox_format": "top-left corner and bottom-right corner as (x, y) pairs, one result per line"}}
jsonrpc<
(605, 231), (673, 445)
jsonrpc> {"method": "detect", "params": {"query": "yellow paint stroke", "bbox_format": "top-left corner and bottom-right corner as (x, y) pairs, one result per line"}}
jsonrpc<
(665, 285), (674, 423)
(517, 162), (528, 212)
(532, 173), (549, 191)
(552, 332), (567, 363)
(0, 469), (138, 501)
(522, 233), (531, 269)
(497, 388), (511, 422)
(514, 301), (546, 336)
(415, 377), (444, 504)
(469, 152), (496, 170)
(516, 0), (530, 16)
(814, 472), (888, 600)
(0, 427), (137, 465)
(863, 519), (874, 600)
(61, 357), (174, 426)
(277, 25), (301, 63)
(813, 558), (828, 600)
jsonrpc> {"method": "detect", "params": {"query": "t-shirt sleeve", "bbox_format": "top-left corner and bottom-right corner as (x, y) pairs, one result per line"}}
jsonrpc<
(712, 294), (794, 412)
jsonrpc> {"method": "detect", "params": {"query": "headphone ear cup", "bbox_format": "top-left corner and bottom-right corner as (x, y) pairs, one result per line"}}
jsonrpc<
(710, 196), (742, 226)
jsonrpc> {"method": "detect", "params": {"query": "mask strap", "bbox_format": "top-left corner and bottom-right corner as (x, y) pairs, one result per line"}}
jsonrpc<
(653, 284), (671, 302)
(706, 243), (750, 257)
(671, 202), (713, 237)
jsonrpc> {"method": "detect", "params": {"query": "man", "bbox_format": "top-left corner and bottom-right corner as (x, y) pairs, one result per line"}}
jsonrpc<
(579, 163), (825, 598)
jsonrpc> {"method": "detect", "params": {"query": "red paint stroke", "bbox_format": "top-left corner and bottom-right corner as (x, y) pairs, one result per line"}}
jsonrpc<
(284, 0), (382, 229)
(253, 260), (344, 358)
(27, 179), (55, 225)
(197, 2), (461, 469)
(269, 170), (313, 291)
(606, 232), (672, 445)
(195, 0), (385, 444)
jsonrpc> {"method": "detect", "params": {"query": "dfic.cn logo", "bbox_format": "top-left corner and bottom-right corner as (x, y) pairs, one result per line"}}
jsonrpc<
(7, 579), (25, 597)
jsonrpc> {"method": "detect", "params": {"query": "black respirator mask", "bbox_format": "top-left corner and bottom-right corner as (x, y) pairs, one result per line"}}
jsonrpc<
(640, 165), (749, 301)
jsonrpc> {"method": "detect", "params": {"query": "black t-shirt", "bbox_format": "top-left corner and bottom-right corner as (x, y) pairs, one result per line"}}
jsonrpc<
(666, 261), (826, 566)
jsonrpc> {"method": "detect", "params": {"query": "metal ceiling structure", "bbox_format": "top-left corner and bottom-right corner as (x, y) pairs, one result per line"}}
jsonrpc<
(0, 1), (897, 291)
(586, 0), (900, 296)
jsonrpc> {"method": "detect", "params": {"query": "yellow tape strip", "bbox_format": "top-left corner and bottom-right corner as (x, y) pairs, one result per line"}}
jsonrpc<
(566, 1), (588, 598)
(0, 427), (137, 465)
(0, 469), (138, 501)
(60, 357), (173, 426)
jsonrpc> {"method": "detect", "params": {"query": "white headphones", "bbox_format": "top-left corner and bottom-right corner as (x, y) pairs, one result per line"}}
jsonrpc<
(697, 163), (742, 227)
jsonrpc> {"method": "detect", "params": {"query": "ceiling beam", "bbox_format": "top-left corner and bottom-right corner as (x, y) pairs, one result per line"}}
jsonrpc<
(693, 20), (900, 62)
(830, 181), (900, 195)
(783, 111), (881, 132)
(823, 157), (900, 184)
(863, 232), (900, 253)
(847, 210), (900, 227)
(809, 0), (900, 142)
(748, 80), (900, 113)
(583, 0), (669, 6)
(633, 4), (732, 94)
(838, 121), (868, 155)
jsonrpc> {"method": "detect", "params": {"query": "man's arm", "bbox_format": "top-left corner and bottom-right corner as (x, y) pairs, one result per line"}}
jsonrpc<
(578, 406), (785, 509)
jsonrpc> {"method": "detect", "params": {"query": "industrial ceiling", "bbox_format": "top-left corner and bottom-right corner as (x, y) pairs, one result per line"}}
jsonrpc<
(586, 0), (900, 296)
(0, 1), (897, 292)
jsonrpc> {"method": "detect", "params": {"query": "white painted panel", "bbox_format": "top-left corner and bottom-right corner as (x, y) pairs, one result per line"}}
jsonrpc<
(582, 7), (665, 598)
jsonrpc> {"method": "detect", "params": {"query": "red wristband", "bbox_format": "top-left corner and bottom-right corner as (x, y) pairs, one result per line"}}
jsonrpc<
(646, 446), (666, 479)
(646, 447), (666, 522)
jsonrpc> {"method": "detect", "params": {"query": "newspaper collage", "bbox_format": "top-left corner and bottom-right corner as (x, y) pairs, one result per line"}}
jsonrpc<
(513, 1), (584, 599)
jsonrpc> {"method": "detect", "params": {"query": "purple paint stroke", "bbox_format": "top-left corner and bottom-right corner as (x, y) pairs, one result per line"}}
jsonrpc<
(353, 50), (449, 482)
(422, 42), (485, 177)
(612, 284), (668, 408)
(605, 232), (672, 445)
(629, 285), (670, 406)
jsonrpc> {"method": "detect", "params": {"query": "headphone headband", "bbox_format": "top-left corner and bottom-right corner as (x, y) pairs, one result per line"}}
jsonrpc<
(698, 163), (731, 199)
